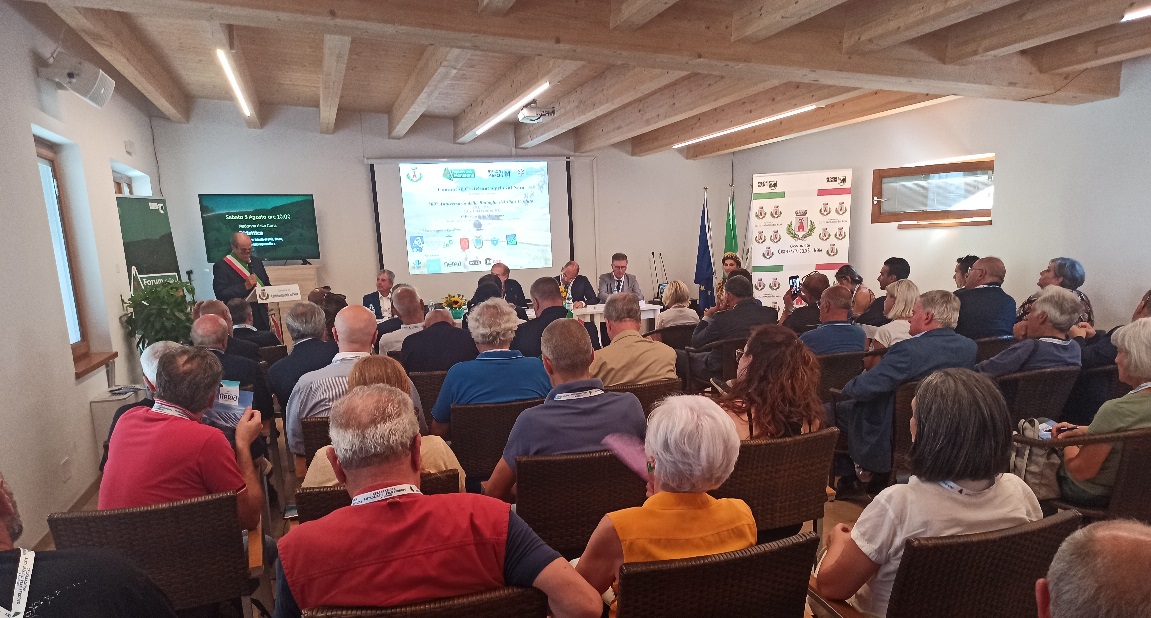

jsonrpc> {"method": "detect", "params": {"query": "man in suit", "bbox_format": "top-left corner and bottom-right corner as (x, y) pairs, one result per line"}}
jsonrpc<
(512, 277), (599, 358)
(362, 269), (395, 322)
(1062, 289), (1151, 424)
(190, 315), (275, 424)
(268, 302), (338, 409)
(193, 300), (261, 362)
(213, 232), (272, 331)
(401, 309), (479, 373)
(679, 275), (777, 382)
(597, 252), (644, 303)
(557, 260), (597, 307)
(228, 299), (281, 348)
(954, 256), (1016, 339)
(830, 290), (977, 496)
(855, 257), (910, 327)
(491, 263), (527, 309)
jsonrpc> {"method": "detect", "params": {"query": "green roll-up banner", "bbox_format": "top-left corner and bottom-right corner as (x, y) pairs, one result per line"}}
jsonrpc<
(116, 196), (181, 288)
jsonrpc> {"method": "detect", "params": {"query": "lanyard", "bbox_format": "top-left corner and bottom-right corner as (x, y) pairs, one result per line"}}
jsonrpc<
(151, 400), (193, 421)
(351, 484), (421, 506)
(1131, 382), (1151, 395)
(938, 479), (992, 495)
(553, 388), (604, 401)
(0, 549), (35, 618)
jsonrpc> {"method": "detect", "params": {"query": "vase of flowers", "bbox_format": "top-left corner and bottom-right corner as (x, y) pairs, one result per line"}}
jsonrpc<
(444, 293), (467, 319)
(559, 284), (572, 311)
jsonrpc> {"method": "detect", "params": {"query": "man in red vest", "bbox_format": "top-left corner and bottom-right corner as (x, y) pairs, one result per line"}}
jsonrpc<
(274, 384), (602, 618)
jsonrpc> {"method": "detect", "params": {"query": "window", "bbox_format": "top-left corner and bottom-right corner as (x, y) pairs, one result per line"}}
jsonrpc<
(112, 171), (133, 196)
(872, 158), (994, 228)
(36, 140), (85, 352)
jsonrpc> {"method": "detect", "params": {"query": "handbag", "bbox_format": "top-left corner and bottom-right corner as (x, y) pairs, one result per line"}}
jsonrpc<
(1008, 418), (1062, 500)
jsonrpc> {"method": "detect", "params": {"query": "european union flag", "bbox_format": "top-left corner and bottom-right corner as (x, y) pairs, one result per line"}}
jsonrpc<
(694, 193), (716, 311)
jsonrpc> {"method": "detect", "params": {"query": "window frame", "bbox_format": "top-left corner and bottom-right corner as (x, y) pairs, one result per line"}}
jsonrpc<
(871, 159), (994, 225)
(112, 171), (134, 196)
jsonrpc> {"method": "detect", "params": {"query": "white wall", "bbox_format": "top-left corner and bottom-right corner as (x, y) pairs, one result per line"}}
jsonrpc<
(734, 56), (1151, 330)
(0, 1), (161, 543)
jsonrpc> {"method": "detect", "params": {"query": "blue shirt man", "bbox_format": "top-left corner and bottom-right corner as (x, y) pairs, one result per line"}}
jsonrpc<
(430, 350), (551, 430)
(800, 286), (866, 355)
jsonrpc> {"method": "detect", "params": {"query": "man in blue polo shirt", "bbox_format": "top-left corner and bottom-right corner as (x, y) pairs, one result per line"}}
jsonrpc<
(431, 298), (551, 439)
(482, 319), (646, 502)
(800, 286), (866, 355)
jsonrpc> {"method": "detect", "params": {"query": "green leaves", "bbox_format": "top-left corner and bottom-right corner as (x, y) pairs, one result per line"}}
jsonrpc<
(121, 281), (196, 351)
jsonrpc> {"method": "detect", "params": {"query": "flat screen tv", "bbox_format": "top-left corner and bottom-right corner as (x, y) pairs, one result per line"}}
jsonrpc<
(199, 194), (321, 262)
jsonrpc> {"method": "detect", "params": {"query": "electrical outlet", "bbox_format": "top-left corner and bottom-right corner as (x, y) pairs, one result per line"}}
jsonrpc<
(60, 457), (73, 483)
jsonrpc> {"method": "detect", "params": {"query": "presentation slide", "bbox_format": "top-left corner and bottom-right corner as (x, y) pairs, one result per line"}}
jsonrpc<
(200, 194), (321, 262)
(398, 161), (552, 274)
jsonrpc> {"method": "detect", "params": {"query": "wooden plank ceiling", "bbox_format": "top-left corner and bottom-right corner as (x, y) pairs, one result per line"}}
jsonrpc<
(32, 0), (1151, 157)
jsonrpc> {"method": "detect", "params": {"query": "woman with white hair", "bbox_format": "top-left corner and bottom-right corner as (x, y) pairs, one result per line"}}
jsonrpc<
(975, 286), (1083, 377)
(864, 279), (919, 369)
(1017, 257), (1094, 325)
(1053, 317), (1151, 507)
(575, 395), (755, 615)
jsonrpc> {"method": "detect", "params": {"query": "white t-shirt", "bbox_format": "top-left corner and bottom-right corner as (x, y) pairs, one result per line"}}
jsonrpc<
(849, 475), (1042, 616)
(377, 323), (424, 353)
(872, 319), (912, 350)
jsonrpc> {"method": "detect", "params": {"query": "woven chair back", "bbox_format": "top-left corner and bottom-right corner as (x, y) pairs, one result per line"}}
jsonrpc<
(975, 337), (1016, 362)
(302, 586), (549, 617)
(516, 451), (648, 559)
(420, 469), (461, 496)
(296, 471), (461, 524)
(450, 398), (544, 478)
(302, 416), (332, 466)
(884, 510), (1081, 618)
(892, 380), (919, 475)
(615, 532), (819, 618)
(47, 492), (253, 611)
(710, 429), (838, 531)
(386, 350), (404, 361)
(605, 379), (681, 417)
(719, 338), (746, 381)
(646, 324), (696, 349)
(410, 371), (449, 427)
(817, 351), (866, 403)
(1080, 363), (1132, 400)
(997, 366), (1083, 423)
(259, 344), (288, 365)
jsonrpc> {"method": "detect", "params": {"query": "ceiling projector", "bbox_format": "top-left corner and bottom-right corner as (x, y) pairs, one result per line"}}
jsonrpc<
(517, 101), (555, 124)
(38, 50), (115, 109)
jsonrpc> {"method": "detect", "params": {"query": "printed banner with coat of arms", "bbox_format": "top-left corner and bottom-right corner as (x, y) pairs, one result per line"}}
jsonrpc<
(747, 170), (852, 312)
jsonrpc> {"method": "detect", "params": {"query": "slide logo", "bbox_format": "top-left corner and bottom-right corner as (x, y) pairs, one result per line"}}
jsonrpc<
(409, 236), (424, 252)
(405, 167), (423, 182)
(443, 168), (476, 180)
(506, 234), (518, 246)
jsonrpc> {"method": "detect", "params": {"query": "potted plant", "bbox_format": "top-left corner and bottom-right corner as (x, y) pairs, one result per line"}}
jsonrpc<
(122, 280), (196, 351)
(443, 293), (468, 320)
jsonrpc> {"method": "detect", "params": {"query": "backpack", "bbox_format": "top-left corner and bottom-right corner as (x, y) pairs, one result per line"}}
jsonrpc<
(1008, 418), (1062, 500)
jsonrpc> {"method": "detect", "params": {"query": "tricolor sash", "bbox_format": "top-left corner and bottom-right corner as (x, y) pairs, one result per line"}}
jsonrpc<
(223, 254), (265, 286)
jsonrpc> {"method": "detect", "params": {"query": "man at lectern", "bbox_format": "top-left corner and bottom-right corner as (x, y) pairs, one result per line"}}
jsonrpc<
(213, 232), (272, 331)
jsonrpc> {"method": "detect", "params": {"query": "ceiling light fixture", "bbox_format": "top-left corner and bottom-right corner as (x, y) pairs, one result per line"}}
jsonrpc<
(672, 105), (820, 149)
(216, 48), (251, 117)
(475, 81), (551, 136)
(1122, 4), (1151, 21)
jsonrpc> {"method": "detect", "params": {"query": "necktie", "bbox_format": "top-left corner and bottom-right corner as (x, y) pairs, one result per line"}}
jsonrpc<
(616, 279), (622, 293)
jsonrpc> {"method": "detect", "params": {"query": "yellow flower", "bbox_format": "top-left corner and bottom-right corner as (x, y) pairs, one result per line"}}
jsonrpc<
(443, 293), (467, 309)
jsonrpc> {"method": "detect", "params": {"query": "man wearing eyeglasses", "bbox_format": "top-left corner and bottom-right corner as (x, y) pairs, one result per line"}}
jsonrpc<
(213, 232), (273, 331)
(954, 256), (1016, 339)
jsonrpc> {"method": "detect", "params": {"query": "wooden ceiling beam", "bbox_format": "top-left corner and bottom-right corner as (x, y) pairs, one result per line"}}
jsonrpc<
(732, 0), (850, 43)
(630, 82), (863, 156)
(390, 46), (471, 139)
(454, 56), (582, 144)
(842, 0), (1019, 54)
(24, 0), (1118, 104)
(943, 0), (1134, 64)
(202, 22), (262, 128)
(515, 65), (685, 148)
(477, 0), (516, 16)
(1028, 16), (1151, 74)
(610, 0), (680, 30)
(319, 34), (351, 134)
(682, 90), (954, 159)
(47, 5), (191, 122)
(574, 75), (774, 153)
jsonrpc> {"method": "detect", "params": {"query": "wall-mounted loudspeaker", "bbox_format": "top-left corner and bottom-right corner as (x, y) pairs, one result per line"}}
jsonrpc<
(38, 50), (115, 109)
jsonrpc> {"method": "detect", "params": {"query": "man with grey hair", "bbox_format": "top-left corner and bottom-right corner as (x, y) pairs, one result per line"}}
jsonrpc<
(1036, 520), (1151, 618)
(976, 286), (1082, 377)
(274, 385), (602, 618)
(680, 274), (777, 382)
(213, 231), (272, 330)
(400, 309), (479, 373)
(512, 277), (598, 359)
(377, 285), (425, 353)
(101, 340), (183, 470)
(590, 293), (677, 387)
(193, 298), (262, 361)
(955, 256), (1016, 339)
(831, 290), (977, 497)
(268, 301), (339, 408)
(191, 314), (274, 423)
(431, 298), (551, 440)
(363, 269), (396, 322)
(484, 319), (646, 502)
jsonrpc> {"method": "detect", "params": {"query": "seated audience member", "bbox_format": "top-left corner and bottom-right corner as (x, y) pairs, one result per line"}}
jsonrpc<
(720, 325), (824, 441)
(557, 260), (598, 308)
(274, 385), (602, 618)
(377, 285), (425, 353)
(304, 355), (459, 491)
(484, 319), (646, 502)
(512, 277), (598, 357)
(855, 257), (910, 327)
(655, 280), (699, 329)
(831, 291), (977, 496)
(193, 299), (261, 361)
(101, 340), (181, 471)
(268, 301), (339, 409)
(308, 287), (350, 342)
(431, 299), (552, 439)
(799, 286), (866, 355)
(598, 253), (644, 303)
(492, 262), (528, 309)
(954, 254), (979, 291)
(401, 309), (480, 373)
(975, 286), (1082, 377)
(1037, 520), (1151, 618)
(363, 269), (395, 322)
(713, 268), (756, 312)
(101, 347), (265, 531)
(228, 298), (281, 347)
(1051, 317), (1151, 507)
(1063, 290), (1151, 424)
(814, 369), (1041, 616)
(780, 272), (830, 335)
(0, 472), (177, 615)
(834, 265), (876, 319)
(954, 256), (1017, 339)
(680, 275), (777, 382)
(575, 396), (756, 615)
(865, 279), (919, 369)
(190, 315), (274, 423)
(590, 294), (677, 386)
(1018, 257), (1094, 326)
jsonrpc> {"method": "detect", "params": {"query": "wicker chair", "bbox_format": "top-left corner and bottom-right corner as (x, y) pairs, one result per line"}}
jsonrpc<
(817, 351), (866, 403)
(1017, 426), (1151, 525)
(615, 532), (820, 618)
(259, 344), (288, 365)
(295, 471), (462, 524)
(996, 366), (1083, 423)
(974, 336), (1016, 362)
(683, 337), (746, 394)
(47, 492), (259, 611)
(1063, 364), (1130, 425)
(450, 398), (544, 479)
(891, 380), (919, 479)
(410, 371), (449, 428)
(516, 451), (648, 558)
(302, 587), (549, 617)
(386, 350), (404, 361)
(605, 378), (681, 417)
(710, 429), (838, 540)
(302, 416), (332, 466)
(808, 510), (1081, 618)
(645, 324), (696, 349)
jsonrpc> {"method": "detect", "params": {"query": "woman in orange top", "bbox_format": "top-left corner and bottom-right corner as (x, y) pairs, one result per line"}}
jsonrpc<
(719, 325), (824, 441)
(575, 395), (756, 615)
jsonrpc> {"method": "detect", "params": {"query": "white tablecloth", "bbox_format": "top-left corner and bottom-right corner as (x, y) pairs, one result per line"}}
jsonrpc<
(523, 303), (661, 329)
